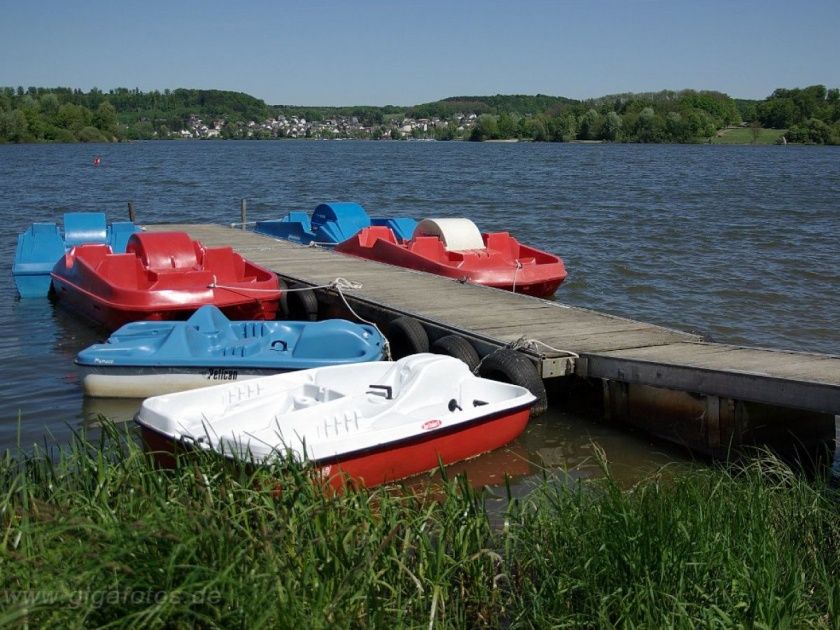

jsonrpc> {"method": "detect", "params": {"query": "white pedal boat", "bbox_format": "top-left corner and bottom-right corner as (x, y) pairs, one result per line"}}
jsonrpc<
(136, 353), (536, 488)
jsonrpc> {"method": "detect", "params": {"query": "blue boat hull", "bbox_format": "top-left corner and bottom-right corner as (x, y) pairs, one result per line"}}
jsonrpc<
(13, 213), (139, 298)
(76, 305), (384, 397)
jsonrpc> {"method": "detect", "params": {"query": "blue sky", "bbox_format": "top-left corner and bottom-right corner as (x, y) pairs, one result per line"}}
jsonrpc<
(1, 0), (837, 106)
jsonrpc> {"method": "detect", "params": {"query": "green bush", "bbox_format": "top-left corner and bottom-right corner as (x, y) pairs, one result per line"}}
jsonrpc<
(77, 126), (108, 143)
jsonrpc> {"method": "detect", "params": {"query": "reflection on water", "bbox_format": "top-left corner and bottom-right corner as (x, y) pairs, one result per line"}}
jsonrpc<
(404, 406), (699, 498)
(82, 397), (145, 427)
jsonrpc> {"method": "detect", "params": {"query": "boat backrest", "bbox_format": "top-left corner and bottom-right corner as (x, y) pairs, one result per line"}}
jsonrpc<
(283, 211), (312, 230)
(201, 247), (243, 282)
(408, 236), (446, 260)
(16, 222), (65, 263)
(370, 217), (418, 241)
(126, 231), (200, 271)
(108, 221), (140, 253)
(484, 232), (517, 258)
(413, 218), (485, 251)
(64, 212), (108, 247)
(91, 252), (145, 288)
(357, 226), (397, 247)
(311, 202), (370, 242)
(187, 305), (233, 334)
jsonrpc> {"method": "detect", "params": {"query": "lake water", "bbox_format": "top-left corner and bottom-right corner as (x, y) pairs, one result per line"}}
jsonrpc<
(1, 140), (838, 483)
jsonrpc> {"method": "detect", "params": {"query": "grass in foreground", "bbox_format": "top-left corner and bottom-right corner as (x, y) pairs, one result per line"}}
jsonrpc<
(1, 425), (838, 628)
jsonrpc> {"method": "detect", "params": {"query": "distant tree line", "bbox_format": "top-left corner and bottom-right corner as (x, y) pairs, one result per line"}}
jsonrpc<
(0, 85), (837, 144)
(0, 87), (271, 142)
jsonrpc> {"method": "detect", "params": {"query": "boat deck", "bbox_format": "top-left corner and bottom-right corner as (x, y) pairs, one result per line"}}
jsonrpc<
(145, 224), (840, 420)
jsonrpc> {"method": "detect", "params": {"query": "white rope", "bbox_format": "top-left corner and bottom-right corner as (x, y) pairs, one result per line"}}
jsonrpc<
(326, 278), (393, 361)
(512, 259), (522, 294)
(508, 336), (580, 359)
(229, 221), (258, 227)
(472, 335), (578, 375)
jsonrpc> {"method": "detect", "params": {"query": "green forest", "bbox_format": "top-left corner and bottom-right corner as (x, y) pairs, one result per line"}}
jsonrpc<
(0, 85), (837, 144)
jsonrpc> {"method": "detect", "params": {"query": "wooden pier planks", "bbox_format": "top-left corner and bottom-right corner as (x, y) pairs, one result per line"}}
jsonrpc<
(146, 224), (840, 415)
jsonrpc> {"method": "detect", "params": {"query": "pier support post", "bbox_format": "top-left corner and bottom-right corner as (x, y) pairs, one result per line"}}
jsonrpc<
(128, 201), (136, 222)
(240, 199), (247, 230)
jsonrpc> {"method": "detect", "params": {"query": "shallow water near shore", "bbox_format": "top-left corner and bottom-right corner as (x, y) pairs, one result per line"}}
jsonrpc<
(1, 140), (838, 483)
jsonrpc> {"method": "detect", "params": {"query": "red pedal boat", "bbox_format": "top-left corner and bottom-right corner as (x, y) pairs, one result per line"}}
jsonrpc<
(50, 231), (283, 330)
(335, 218), (567, 297)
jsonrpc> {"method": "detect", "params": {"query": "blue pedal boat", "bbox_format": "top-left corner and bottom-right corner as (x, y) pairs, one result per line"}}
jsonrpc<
(254, 201), (417, 246)
(76, 305), (385, 398)
(13, 212), (139, 298)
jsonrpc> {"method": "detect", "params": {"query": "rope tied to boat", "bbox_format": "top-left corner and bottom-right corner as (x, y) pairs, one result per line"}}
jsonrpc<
(326, 278), (393, 361)
(512, 259), (523, 294)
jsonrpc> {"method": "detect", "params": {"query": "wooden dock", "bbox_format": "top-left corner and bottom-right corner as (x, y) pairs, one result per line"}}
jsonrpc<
(147, 224), (839, 457)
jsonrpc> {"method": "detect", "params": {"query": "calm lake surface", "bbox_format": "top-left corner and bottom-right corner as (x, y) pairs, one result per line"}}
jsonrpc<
(1, 140), (838, 483)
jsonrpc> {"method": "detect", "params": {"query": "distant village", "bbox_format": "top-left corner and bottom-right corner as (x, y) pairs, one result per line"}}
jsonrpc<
(177, 113), (480, 140)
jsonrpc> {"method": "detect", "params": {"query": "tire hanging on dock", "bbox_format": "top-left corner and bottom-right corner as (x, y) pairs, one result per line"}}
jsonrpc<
(431, 335), (480, 372)
(478, 349), (548, 416)
(285, 286), (319, 321)
(387, 316), (429, 359)
(276, 278), (289, 319)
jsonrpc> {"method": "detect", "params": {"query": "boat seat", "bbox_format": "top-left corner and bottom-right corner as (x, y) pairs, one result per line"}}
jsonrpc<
(73, 243), (113, 267)
(414, 218), (485, 251)
(358, 226), (397, 247)
(370, 217), (418, 242)
(95, 253), (146, 289)
(484, 232), (518, 258)
(16, 223), (65, 264)
(201, 247), (243, 282)
(408, 236), (446, 260)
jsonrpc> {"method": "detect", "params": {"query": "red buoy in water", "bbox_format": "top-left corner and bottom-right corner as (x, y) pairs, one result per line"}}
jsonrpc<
(93, 156), (101, 166)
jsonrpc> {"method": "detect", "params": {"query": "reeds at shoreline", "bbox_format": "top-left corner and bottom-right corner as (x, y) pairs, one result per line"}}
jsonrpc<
(2, 424), (837, 628)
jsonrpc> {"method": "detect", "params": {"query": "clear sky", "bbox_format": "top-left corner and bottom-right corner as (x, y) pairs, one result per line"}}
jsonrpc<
(1, 0), (837, 106)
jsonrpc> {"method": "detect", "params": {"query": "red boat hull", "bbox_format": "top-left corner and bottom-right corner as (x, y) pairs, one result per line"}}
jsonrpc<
(51, 231), (282, 330)
(335, 227), (566, 297)
(140, 405), (532, 490)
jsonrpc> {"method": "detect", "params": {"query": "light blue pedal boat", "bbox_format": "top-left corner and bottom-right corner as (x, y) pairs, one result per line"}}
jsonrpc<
(76, 305), (385, 398)
(254, 201), (417, 246)
(13, 212), (139, 298)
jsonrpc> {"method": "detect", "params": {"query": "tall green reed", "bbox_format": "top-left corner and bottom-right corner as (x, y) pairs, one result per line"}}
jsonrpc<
(1, 425), (837, 629)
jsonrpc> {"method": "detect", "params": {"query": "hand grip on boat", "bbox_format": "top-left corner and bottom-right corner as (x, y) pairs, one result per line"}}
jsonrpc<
(367, 384), (393, 400)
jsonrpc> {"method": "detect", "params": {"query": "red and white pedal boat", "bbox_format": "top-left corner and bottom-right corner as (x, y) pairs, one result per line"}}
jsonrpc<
(50, 231), (283, 330)
(335, 218), (567, 297)
(136, 353), (536, 489)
